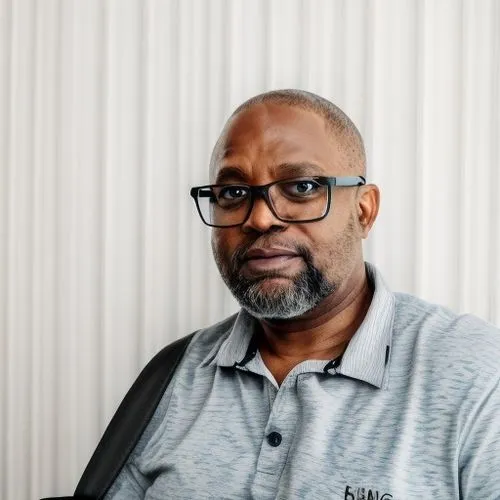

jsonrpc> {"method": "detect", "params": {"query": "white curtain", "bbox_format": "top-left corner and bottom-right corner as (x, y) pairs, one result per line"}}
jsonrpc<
(1, 0), (499, 497)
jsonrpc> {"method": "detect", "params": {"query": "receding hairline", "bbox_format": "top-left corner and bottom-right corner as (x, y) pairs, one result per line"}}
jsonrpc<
(210, 89), (366, 180)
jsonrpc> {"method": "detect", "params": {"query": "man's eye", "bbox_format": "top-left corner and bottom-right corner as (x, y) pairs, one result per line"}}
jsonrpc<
(218, 186), (249, 201)
(282, 180), (320, 196)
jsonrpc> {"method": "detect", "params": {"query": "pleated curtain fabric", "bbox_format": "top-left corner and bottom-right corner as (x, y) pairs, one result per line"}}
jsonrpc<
(0, 0), (499, 497)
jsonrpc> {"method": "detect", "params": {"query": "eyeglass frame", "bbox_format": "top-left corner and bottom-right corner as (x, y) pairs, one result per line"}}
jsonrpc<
(190, 175), (366, 228)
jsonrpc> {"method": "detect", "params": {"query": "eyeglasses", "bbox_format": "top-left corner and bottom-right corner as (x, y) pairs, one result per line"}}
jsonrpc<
(190, 176), (366, 228)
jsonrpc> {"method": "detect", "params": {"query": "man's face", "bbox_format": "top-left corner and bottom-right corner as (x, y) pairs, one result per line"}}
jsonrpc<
(211, 103), (365, 320)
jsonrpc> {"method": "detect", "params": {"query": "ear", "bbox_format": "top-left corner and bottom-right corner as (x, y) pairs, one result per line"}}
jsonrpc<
(357, 184), (380, 238)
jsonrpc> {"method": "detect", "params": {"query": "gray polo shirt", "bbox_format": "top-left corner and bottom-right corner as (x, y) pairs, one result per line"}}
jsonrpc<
(105, 263), (500, 499)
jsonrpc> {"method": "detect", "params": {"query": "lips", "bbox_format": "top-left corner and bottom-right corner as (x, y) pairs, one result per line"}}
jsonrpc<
(244, 247), (299, 260)
(241, 247), (302, 275)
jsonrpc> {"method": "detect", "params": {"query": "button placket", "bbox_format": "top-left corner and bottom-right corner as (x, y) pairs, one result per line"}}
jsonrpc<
(255, 377), (297, 475)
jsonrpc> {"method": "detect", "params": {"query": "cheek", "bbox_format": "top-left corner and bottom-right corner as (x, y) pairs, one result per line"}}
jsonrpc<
(211, 230), (224, 259)
(211, 229), (239, 260)
(303, 218), (343, 254)
(305, 215), (359, 270)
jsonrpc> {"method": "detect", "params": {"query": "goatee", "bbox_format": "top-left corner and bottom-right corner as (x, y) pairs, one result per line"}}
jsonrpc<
(213, 241), (335, 320)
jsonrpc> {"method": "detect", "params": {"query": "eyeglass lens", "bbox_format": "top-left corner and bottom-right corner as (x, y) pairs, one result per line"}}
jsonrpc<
(197, 179), (329, 226)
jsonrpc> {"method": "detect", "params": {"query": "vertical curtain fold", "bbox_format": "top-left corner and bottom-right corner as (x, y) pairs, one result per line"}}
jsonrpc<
(0, 0), (498, 496)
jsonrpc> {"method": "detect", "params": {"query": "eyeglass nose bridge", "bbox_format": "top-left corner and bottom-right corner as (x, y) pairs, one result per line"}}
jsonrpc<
(243, 184), (282, 224)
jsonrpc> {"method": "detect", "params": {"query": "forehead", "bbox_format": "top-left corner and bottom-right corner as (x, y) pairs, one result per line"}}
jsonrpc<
(212, 103), (343, 182)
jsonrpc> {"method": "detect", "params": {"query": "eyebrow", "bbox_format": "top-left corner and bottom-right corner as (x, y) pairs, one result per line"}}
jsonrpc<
(272, 162), (325, 178)
(215, 162), (325, 185)
(215, 166), (248, 184)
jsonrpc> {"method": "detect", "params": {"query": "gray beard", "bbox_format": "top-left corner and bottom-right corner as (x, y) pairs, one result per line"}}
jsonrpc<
(215, 244), (335, 320)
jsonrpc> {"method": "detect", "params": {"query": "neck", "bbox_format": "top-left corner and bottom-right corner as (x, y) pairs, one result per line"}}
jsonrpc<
(256, 262), (373, 384)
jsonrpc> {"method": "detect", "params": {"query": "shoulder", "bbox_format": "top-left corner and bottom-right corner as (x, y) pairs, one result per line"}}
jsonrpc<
(392, 291), (500, 384)
(127, 313), (240, 459)
(180, 312), (239, 366)
(393, 293), (500, 352)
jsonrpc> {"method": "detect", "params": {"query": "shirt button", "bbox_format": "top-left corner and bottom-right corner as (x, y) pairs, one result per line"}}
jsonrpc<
(267, 431), (282, 447)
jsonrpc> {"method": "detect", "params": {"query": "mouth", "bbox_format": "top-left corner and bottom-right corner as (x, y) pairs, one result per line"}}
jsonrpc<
(241, 247), (303, 276)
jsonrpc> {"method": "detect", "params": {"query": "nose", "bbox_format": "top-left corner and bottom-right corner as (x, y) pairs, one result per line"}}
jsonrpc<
(241, 196), (286, 234)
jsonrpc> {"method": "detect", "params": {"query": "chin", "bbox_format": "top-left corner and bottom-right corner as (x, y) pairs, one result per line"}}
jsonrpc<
(243, 302), (316, 321)
(251, 276), (295, 293)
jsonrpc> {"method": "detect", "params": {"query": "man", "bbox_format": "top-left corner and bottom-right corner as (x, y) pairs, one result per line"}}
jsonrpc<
(106, 90), (500, 499)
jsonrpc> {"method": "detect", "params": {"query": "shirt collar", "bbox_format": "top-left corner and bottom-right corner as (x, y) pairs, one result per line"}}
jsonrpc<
(213, 262), (395, 389)
(334, 262), (394, 388)
(214, 309), (258, 368)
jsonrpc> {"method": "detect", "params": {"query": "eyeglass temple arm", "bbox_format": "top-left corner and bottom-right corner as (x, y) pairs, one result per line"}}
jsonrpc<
(333, 176), (366, 187)
(191, 188), (215, 199)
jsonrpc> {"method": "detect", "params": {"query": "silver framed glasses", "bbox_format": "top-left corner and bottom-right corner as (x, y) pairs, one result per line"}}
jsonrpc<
(190, 176), (366, 228)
